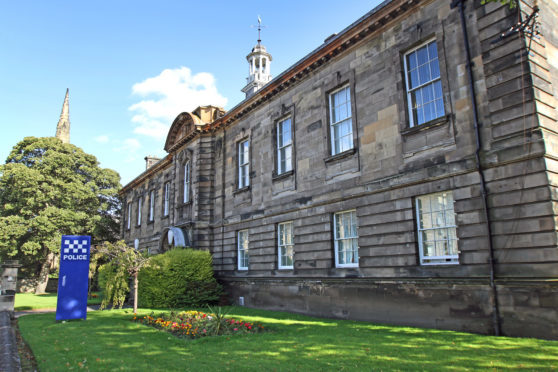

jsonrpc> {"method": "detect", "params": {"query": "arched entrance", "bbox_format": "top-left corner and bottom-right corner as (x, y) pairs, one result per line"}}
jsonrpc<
(158, 226), (190, 252)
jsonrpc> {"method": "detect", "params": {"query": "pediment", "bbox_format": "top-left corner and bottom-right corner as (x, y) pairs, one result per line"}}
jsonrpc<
(164, 112), (203, 152)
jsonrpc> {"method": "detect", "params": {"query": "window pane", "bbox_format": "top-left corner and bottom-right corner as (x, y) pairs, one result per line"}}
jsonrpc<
(343, 214), (351, 238)
(340, 136), (350, 153)
(423, 241), (435, 257)
(350, 212), (357, 236)
(430, 195), (443, 212)
(430, 59), (441, 80)
(412, 88), (423, 107)
(278, 126), (283, 147)
(409, 69), (419, 89)
(448, 239), (458, 255)
(239, 148), (245, 164)
(436, 240), (448, 256)
(424, 102), (435, 123)
(418, 63), (431, 85)
(435, 99), (445, 119)
(333, 123), (341, 141)
(422, 84), (433, 103)
(436, 228), (448, 241)
(286, 223), (293, 244)
(415, 106), (424, 125)
(337, 104), (348, 122)
(341, 120), (351, 136)
(422, 229), (435, 244)
(338, 248), (345, 265)
(417, 46), (428, 66)
(433, 80), (443, 100)
(335, 214), (343, 239)
(285, 146), (292, 171)
(285, 248), (293, 267)
(445, 210), (456, 226)
(421, 212), (433, 229)
(282, 120), (291, 145)
(431, 211), (445, 228)
(428, 41), (438, 60)
(352, 239), (359, 263)
(345, 247), (353, 265)
(407, 51), (417, 70)
(448, 228), (457, 240)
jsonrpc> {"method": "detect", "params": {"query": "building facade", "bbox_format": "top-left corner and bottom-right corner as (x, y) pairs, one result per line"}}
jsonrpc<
(120, 0), (558, 339)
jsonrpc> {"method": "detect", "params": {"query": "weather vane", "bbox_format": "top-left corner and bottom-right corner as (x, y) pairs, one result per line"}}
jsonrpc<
(252, 15), (266, 43)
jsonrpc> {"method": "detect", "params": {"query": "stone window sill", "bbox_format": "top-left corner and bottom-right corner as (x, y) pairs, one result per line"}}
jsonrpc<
(324, 147), (357, 163)
(234, 186), (251, 195)
(272, 169), (294, 182)
(400, 116), (449, 136)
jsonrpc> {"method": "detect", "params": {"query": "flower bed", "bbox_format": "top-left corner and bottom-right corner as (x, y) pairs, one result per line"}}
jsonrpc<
(132, 308), (265, 339)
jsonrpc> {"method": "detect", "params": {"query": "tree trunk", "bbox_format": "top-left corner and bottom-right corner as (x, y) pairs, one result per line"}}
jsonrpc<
(35, 251), (55, 294)
(133, 271), (138, 313)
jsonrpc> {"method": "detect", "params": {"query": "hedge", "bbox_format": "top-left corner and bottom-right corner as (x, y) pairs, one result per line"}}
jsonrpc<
(138, 248), (222, 308)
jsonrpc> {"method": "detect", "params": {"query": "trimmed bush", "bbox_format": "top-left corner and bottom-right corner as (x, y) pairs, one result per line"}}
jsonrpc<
(138, 248), (222, 308)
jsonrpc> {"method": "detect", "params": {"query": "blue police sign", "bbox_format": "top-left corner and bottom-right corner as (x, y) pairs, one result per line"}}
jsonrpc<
(56, 235), (91, 321)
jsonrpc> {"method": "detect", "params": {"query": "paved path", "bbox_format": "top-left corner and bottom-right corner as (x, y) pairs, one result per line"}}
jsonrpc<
(0, 311), (21, 372)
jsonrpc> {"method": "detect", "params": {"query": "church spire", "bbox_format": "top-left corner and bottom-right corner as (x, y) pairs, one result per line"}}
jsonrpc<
(55, 88), (70, 144)
(241, 16), (272, 99)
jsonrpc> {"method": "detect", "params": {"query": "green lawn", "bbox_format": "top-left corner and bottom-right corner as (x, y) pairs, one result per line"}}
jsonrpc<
(18, 307), (558, 371)
(15, 292), (102, 310)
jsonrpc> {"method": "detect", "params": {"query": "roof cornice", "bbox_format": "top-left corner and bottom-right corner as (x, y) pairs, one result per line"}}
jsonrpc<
(119, 154), (173, 195)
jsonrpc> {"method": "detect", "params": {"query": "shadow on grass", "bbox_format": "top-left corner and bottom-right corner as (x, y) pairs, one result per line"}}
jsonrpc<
(18, 308), (558, 371)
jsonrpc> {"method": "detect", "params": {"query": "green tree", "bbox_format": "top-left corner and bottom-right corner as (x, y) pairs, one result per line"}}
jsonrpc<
(0, 137), (121, 293)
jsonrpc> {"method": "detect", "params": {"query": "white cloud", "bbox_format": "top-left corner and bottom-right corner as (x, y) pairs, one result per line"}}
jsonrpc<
(95, 135), (109, 144)
(113, 138), (143, 163)
(123, 138), (141, 151)
(129, 67), (228, 140)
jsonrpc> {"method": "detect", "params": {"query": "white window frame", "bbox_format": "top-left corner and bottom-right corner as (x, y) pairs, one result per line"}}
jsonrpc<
(404, 39), (445, 127)
(183, 161), (190, 203)
(334, 210), (359, 268)
(416, 191), (459, 265)
(137, 196), (142, 226)
(278, 221), (294, 269)
(328, 85), (353, 156)
(148, 190), (155, 222)
(237, 230), (249, 271)
(276, 117), (293, 175)
(238, 139), (250, 189)
(126, 203), (131, 230)
(163, 182), (170, 217)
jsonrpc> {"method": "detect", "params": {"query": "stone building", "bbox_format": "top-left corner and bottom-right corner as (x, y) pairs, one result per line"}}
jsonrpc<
(120, 0), (558, 339)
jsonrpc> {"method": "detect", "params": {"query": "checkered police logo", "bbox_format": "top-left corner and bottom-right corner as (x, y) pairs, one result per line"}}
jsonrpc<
(62, 239), (89, 260)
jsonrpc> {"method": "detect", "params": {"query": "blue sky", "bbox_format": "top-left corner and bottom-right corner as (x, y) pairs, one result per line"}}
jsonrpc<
(1, 1), (382, 185)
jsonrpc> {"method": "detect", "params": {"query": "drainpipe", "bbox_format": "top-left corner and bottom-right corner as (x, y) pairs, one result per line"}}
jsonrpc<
(451, 0), (501, 336)
(221, 128), (227, 270)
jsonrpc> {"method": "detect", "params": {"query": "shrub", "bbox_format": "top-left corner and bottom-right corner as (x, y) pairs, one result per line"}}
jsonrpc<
(138, 248), (222, 308)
